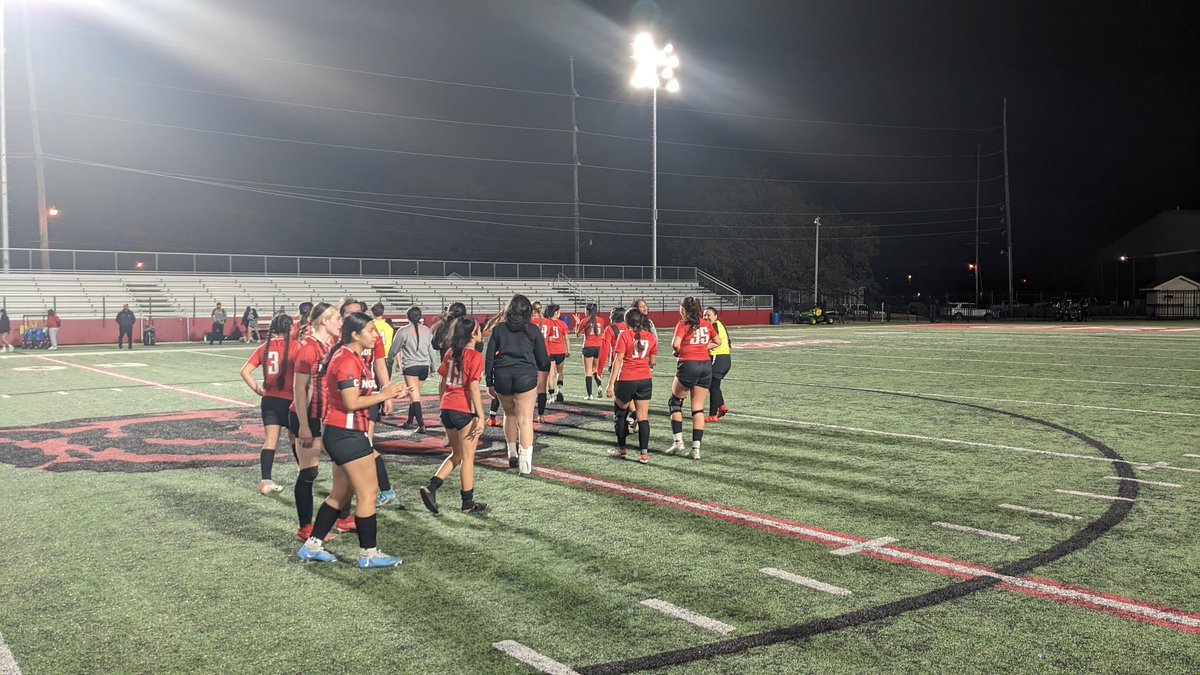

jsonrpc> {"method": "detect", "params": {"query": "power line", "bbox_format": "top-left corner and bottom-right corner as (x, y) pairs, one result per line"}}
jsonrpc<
(44, 23), (998, 134)
(50, 155), (998, 242)
(585, 161), (1005, 185)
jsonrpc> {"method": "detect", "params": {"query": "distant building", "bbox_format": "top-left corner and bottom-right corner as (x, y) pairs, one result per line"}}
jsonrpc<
(1098, 209), (1200, 301)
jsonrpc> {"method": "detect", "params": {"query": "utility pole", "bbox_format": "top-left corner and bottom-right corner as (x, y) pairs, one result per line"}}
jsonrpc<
(1002, 97), (1014, 312)
(569, 56), (581, 278)
(22, 1), (48, 270)
(813, 216), (820, 306)
(974, 143), (981, 308)
(1, 0), (10, 272)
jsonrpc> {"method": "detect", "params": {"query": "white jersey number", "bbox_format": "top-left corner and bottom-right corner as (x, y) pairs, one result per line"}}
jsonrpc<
(631, 340), (651, 359)
(687, 327), (710, 345)
(266, 351), (281, 376)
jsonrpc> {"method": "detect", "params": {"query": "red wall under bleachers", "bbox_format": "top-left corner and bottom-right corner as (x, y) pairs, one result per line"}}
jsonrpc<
(3, 310), (772, 347)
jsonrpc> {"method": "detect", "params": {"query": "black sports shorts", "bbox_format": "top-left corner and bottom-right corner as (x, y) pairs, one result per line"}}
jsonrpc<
(582, 347), (600, 358)
(287, 410), (322, 438)
(261, 396), (291, 427)
(711, 354), (731, 380)
(675, 360), (713, 389)
(440, 409), (476, 431)
(614, 378), (653, 403)
(403, 365), (430, 381)
(492, 367), (538, 396)
(549, 354), (566, 366)
(321, 427), (374, 466)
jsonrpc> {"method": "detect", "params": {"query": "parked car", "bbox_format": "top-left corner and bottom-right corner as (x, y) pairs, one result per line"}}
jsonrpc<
(940, 302), (993, 321)
(845, 303), (871, 319)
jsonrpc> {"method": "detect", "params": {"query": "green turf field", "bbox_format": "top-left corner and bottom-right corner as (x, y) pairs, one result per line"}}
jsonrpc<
(1, 323), (1199, 674)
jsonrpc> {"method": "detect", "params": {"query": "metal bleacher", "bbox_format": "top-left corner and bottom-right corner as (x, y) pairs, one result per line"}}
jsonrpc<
(0, 271), (735, 320)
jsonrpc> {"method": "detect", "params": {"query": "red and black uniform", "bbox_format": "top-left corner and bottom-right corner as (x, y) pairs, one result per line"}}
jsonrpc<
(613, 328), (658, 402)
(596, 321), (627, 374)
(247, 336), (299, 427)
(288, 335), (332, 438)
(362, 333), (388, 422)
(321, 345), (378, 465)
(437, 348), (484, 430)
(542, 318), (569, 365)
(673, 319), (715, 389)
(576, 315), (608, 359)
(530, 318), (551, 372)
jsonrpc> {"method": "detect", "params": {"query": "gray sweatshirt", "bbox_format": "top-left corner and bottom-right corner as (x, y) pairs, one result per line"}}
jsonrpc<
(389, 323), (437, 370)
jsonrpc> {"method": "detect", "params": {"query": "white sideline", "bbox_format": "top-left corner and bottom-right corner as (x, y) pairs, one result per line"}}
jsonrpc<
(931, 522), (1020, 542)
(491, 641), (578, 675)
(640, 599), (736, 634)
(34, 356), (254, 408)
(0, 346), (256, 359)
(1102, 476), (1181, 488)
(0, 629), (21, 675)
(737, 413), (1197, 474)
(1184, 454), (1200, 459)
(831, 536), (898, 557)
(998, 504), (1082, 521)
(760, 568), (852, 596)
(1054, 489), (1135, 503)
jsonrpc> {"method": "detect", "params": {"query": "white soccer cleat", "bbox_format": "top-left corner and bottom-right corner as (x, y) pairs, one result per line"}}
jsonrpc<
(518, 448), (533, 475)
(687, 446), (701, 460)
(664, 441), (684, 455)
(258, 479), (284, 495)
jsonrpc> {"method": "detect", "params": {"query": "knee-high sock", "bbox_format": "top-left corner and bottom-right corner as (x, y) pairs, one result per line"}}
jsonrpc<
(537, 392), (547, 416)
(295, 467), (318, 526)
(375, 455), (391, 492)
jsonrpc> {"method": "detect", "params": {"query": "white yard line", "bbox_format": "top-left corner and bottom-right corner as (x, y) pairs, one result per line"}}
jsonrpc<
(1102, 476), (1181, 488)
(0, 346), (255, 359)
(639, 599), (736, 634)
(746, 348), (1200, 373)
(831, 536), (898, 557)
(760, 568), (852, 596)
(931, 521), (1021, 542)
(491, 641), (578, 675)
(1054, 489), (1135, 503)
(34, 356), (254, 408)
(997, 504), (1082, 521)
(0, 629), (20, 675)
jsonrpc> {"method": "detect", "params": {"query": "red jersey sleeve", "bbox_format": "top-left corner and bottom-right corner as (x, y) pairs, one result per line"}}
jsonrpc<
(247, 342), (266, 368)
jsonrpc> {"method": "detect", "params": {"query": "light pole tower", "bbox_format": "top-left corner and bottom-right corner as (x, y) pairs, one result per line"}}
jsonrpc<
(813, 216), (821, 306)
(630, 32), (679, 283)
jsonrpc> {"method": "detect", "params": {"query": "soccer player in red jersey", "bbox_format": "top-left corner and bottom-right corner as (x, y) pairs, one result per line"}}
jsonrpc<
(665, 297), (722, 460)
(239, 313), (299, 495)
(595, 306), (627, 382)
(542, 304), (571, 403)
(298, 312), (408, 568)
(529, 301), (551, 422)
(418, 317), (488, 515)
(290, 301), (313, 341)
(605, 308), (657, 464)
(288, 302), (341, 542)
(574, 303), (607, 400)
(339, 299), (401, 508)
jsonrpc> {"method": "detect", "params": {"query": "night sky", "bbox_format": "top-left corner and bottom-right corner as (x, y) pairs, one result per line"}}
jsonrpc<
(5, 0), (1198, 297)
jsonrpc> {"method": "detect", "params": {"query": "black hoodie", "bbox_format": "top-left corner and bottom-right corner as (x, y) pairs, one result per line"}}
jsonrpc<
(485, 316), (549, 385)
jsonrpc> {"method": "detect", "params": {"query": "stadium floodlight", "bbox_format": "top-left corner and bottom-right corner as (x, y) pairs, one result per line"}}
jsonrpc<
(629, 32), (680, 282)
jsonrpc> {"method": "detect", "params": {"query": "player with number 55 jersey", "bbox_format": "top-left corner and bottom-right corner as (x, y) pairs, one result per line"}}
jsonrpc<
(665, 297), (722, 460)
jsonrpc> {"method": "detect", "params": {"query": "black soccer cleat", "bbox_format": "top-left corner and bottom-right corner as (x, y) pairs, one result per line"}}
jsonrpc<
(418, 486), (439, 515)
(508, 456), (518, 469)
(462, 502), (488, 515)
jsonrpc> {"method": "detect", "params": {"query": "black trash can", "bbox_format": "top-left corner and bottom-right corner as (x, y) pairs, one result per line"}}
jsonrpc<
(142, 325), (157, 346)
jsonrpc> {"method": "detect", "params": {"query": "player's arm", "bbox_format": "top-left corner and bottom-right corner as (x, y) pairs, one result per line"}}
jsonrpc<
(240, 348), (264, 396)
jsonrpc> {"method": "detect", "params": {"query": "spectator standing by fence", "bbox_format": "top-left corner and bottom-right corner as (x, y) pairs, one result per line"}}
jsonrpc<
(210, 303), (227, 345)
(46, 309), (62, 350)
(0, 308), (12, 352)
(116, 304), (136, 350)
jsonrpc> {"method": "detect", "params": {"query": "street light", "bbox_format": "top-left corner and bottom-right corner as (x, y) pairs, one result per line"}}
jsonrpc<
(630, 32), (679, 283)
(47, 206), (59, 217)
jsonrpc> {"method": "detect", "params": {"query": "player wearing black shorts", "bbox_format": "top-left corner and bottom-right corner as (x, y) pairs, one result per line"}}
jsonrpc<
(665, 297), (722, 460)
(485, 294), (550, 475)
(239, 314), (298, 495)
(605, 308), (658, 464)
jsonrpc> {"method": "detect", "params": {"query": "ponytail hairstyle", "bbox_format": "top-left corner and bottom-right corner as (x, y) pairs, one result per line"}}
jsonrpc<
(319, 311), (373, 378)
(483, 308), (506, 333)
(531, 301), (543, 318)
(434, 302), (466, 350)
(545, 303), (561, 320)
(585, 302), (598, 333)
(296, 301), (314, 338)
(681, 296), (702, 329)
(609, 306), (625, 324)
(449, 317), (478, 377)
(505, 294), (533, 327)
(269, 313), (294, 391)
(306, 302), (337, 343)
(406, 306), (423, 350)
(625, 307), (645, 348)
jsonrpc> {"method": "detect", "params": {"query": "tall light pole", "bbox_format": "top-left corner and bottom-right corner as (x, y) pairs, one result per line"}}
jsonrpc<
(630, 32), (678, 283)
(813, 216), (820, 306)
(1, 0), (9, 272)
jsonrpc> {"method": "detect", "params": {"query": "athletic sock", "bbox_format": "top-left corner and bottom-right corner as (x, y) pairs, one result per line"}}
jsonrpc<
(295, 467), (317, 526)
(461, 489), (474, 510)
(638, 421), (650, 451)
(537, 393), (547, 415)
(259, 449), (274, 481)
(693, 428), (705, 444)
(490, 397), (500, 414)
(311, 502), (339, 542)
(355, 514), (378, 550)
(338, 504), (352, 519)
(375, 455), (392, 492)
(413, 402), (424, 427)
(671, 420), (683, 436)
(427, 475), (444, 492)
(506, 441), (518, 457)
(594, 374), (602, 389)
(557, 378), (564, 391)
(585, 377), (593, 396)
(615, 408), (630, 449)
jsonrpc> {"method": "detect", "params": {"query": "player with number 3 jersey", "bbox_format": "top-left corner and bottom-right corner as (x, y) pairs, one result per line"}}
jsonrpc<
(240, 314), (299, 495)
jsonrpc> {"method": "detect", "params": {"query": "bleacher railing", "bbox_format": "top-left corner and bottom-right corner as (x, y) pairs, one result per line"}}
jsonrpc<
(2, 247), (699, 282)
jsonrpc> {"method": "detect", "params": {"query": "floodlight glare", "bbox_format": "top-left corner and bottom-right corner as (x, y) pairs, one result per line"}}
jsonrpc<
(665, 79), (680, 93)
